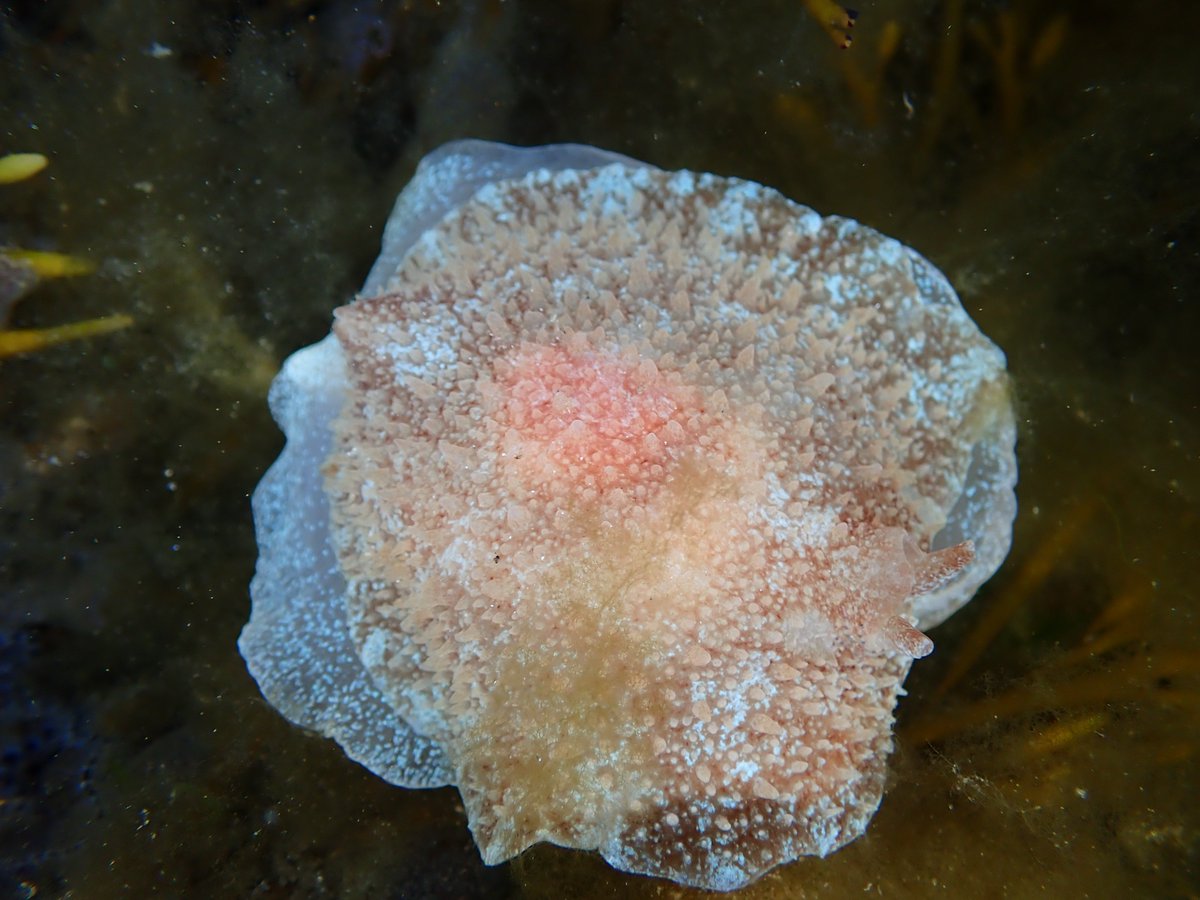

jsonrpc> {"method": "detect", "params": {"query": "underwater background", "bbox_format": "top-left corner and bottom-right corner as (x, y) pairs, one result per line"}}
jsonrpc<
(1, 1), (1196, 897)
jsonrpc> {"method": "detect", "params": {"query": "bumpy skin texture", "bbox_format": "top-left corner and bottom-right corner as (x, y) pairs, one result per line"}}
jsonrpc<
(242, 142), (1017, 892)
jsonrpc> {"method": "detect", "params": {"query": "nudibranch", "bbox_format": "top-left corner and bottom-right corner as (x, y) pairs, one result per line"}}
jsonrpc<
(241, 140), (1017, 891)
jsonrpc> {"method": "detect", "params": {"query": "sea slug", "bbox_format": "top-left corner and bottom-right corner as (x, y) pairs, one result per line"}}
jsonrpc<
(240, 140), (1017, 891)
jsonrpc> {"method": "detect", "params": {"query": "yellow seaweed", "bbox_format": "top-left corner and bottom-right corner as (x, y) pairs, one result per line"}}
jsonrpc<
(1030, 13), (1069, 70)
(934, 494), (1100, 698)
(0, 153), (48, 185)
(916, 0), (964, 163)
(836, 19), (903, 127)
(970, 8), (1071, 135)
(2, 248), (96, 279)
(0, 314), (133, 358)
(1020, 711), (1108, 758)
(802, 0), (857, 49)
(908, 663), (1200, 746)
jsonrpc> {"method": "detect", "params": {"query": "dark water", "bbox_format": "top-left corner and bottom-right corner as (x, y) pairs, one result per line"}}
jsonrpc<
(1, 1), (1196, 897)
